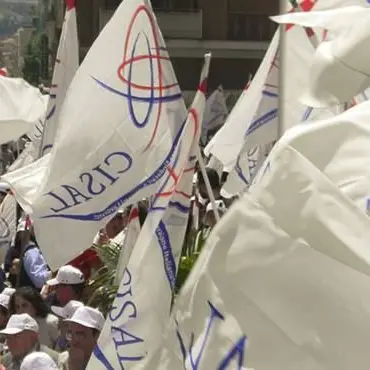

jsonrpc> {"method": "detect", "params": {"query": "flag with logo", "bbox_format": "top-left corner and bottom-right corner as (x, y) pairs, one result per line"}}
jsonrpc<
(3, 0), (188, 269)
(39, 0), (79, 156)
(152, 140), (370, 370)
(88, 54), (210, 370)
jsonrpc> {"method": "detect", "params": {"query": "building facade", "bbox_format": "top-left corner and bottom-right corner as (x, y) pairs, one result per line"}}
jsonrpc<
(75, 0), (278, 104)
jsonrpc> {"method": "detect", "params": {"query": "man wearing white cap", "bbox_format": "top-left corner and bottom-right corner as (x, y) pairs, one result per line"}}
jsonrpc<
(46, 265), (85, 307)
(0, 313), (58, 369)
(51, 301), (84, 352)
(58, 306), (104, 370)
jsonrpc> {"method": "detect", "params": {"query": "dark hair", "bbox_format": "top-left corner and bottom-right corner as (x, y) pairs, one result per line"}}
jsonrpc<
(9, 286), (49, 318)
(197, 168), (220, 190)
(137, 201), (148, 227)
(0, 306), (8, 316)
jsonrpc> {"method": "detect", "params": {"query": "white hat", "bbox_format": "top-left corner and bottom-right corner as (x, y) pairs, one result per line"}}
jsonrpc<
(47, 265), (85, 286)
(0, 294), (10, 310)
(21, 352), (57, 370)
(206, 200), (227, 214)
(0, 314), (39, 335)
(51, 300), (84, 319)
(65, 306), (104, 331)
(2, 287), (15, 297)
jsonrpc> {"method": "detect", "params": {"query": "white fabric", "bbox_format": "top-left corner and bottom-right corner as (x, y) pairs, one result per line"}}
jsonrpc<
(114, 205), (141, 285)
(21, 352), (57, 370)
(40, 4), (79, 155)
(0, 193), (17, 264)
(273, 4), (370, 107)
(201, 85), (228, 144)
(2, 0), (187, 269)
(88, 54), (209, 370)
(0, 77), (47, 145)
(1, 314), (39, 335)
(152, 143), (370, 370)
(65, 306), (104, 331)
(47, 265), (85, 286)
(2, 288), (15, 297)
(51, 300), (84, 319)
(0, 294), (9, 310)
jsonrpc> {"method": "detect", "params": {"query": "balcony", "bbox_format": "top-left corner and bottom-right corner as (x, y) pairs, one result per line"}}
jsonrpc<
(227, 13), (276, 42)
(99, 8), (202, 39)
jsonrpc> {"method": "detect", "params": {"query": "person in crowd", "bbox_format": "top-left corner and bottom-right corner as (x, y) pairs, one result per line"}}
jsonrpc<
(46, 266), (85, 308)
(58, 306), (104, 370)
(21, 351), (58, 370)
(14, 217), (51, 291)
(0, 313), (58, 369)
(9, 287), (59, 350)
(51, 300), (84, 352)
(0, 183), (9, 205)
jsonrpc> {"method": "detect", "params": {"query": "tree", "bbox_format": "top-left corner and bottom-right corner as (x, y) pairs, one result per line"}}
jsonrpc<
(22, 33), (41, 85)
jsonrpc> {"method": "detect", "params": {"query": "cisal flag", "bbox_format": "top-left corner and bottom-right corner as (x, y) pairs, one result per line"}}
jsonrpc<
(3, 0), (187, 269)
(88, 54), (210, 370)
(152, 144), (370, 370)
(39, 0), (79, 155)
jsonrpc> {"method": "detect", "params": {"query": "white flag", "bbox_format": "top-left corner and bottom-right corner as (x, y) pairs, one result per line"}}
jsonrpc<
(201, 85), (228, 145)
(114, 204), (142, 285)
(40, 0), (79, 155)
(88, 54), (210, 370)
(154, 143), (370, 370)
(0, 192), (17, 264)
(204, 32), (279, 171)
(0, 77), (47, 145)
(273, 3), (370, 107)
(3, 0), (187, 269)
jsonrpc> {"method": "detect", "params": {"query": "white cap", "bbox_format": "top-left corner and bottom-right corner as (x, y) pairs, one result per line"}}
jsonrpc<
(206, 200), (227, 214)
(0, 294), (10, 310)
(2, 287), (15, 297)
(47, 265), (85, 286)
(51, 300), (84, 319)
(0, 314), (39, 335)
(21, 352), (57, 370)
(65, 306), (104, 331)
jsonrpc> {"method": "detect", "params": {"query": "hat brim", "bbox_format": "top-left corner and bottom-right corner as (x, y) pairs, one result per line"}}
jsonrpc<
(0, 327), (23, 335)
(301, 41), (370, 108)
(46, 278), (60, 286)
(64, 317), (101, 331)
(50, 306), (65, 318)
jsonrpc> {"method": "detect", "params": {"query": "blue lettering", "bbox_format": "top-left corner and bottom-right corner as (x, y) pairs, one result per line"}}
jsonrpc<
(218, 336), (247, 370)
(45, 151), (133, 214)
(176, 301), (247, 369)
(47, 191), (73, 213)
(108, 267), (145, 368)
(92, 164), (119, 185)
(61, 185), (92, 206)
(80, 172), (106, 196)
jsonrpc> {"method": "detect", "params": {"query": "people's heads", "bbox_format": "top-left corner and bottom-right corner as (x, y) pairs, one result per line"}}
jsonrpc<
(65, 306), (104, 364)
(205, 200), (227, 227)
(21, 351), (57, 370)
(9, 286), (49, 318)
(0, 294), (10, 329)
(197, 168), (221, 199)
(47, 265), (85, 306)
(0, 182), (9, 205)
(0, 313), (39, 358)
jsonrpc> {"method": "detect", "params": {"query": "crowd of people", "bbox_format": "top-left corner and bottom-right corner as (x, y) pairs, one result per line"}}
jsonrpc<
(0, 156), (233, 369)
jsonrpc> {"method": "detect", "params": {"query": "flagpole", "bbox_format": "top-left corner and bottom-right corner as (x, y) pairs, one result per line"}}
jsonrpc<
(278, 0), (285, 140)
(196, 146), (221, 222)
